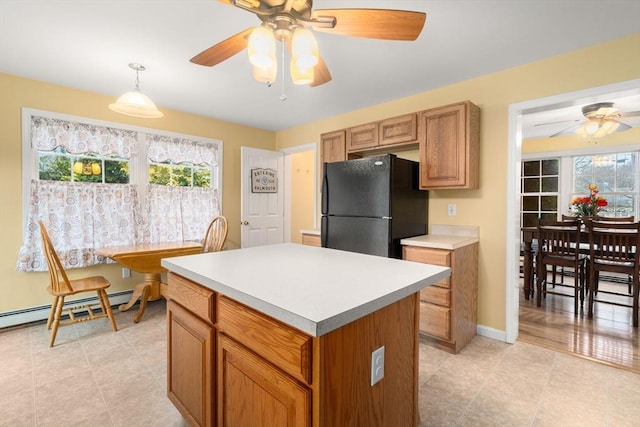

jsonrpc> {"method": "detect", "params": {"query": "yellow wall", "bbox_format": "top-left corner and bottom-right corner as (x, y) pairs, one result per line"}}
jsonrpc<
(0, 72), (276, 312)
(523, 128), (640, 154)
(277, 34), (640, 332)
(289, 150), (316, 243)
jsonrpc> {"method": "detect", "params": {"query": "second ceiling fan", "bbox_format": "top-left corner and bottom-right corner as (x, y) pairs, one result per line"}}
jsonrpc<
(190, 0), (427, 87)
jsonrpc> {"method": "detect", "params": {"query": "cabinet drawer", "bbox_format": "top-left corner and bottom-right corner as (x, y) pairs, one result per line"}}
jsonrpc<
(218, 297), (312, 384)
(420, 302), (451, 341)
(403, 246), (451, 266)
(167, 273), (216, 324)
(420, 285), (451, 307)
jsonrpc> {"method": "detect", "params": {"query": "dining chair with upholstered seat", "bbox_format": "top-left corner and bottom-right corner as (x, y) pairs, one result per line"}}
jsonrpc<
(536, 218), (589, 315)
(39, 221), (118, 346)
(202, 215), (228, 253)
(586, 220), (640, 327)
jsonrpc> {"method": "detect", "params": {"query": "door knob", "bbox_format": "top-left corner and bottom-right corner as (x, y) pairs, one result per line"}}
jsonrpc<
(242, 221), (249, 225)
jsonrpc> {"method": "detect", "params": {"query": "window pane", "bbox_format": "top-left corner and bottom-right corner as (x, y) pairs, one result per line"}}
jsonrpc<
(522, 213), (538, 227)
(171, 166), (193, 187)
(193, 168), (211, 188)
(540, 196), (557, 211)
(522, 196), (539, 211)
(522, 161), (540, 177)
(541, 177), (558, 192)
(541, 159), (558, 175)
(39, 154), (71, 181)
(105, 160), (130, 184)
(149, 164), (171, 185)
(523, 178), (540, 193)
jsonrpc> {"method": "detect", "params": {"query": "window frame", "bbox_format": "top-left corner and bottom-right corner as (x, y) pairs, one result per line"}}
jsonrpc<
(21, 108), (223, 231)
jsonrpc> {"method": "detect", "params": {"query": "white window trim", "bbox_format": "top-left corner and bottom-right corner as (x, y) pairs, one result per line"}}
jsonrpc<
(21, 107), (223, 230)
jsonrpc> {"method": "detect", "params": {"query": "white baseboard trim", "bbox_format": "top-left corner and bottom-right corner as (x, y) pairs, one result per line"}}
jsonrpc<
(477, 324), (507, 342)
(0, 291), (134, 329)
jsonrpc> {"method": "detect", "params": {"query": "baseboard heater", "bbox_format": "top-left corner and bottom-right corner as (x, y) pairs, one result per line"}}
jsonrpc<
(0, 290), (135, 330)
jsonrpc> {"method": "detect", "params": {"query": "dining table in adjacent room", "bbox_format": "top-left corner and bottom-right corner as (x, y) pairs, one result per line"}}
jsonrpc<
(96, 241), (202, 322)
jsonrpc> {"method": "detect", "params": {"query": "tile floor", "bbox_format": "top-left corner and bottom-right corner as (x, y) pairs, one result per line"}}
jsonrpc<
(1, 300), (639, 427)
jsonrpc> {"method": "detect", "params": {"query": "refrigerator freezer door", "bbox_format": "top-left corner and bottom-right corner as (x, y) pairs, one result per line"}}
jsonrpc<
(322, 156), (391, 217)
(322, 216), (391, 257)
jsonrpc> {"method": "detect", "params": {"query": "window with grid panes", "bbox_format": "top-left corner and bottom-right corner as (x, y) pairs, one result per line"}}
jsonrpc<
(571, 152), (639, 218)
(521, 159), (559, 227)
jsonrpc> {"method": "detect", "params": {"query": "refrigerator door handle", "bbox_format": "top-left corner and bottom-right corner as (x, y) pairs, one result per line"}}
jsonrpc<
(321, 216), (328, 247)
(321, 167), (329, 215)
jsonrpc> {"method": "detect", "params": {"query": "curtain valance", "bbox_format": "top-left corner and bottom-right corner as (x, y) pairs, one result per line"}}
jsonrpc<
(31, 116), (139, 159)
(146, 134), (219, 166)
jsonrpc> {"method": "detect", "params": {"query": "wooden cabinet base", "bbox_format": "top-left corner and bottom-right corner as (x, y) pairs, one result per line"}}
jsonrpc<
(166, 272), (421, 427)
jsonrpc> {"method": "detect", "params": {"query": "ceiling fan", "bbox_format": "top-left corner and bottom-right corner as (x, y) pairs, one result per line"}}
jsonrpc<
(547, 102), (640, 138)
(190, 0), (427, 87)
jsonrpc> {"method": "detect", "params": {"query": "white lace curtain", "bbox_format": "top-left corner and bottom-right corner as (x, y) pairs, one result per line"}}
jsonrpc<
(31, 115), (138, 158)
(16, 181), (142, 272)
(144, 184), (220, 243)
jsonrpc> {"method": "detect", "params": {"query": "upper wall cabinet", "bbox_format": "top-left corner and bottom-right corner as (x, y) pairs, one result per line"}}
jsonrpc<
(419, 101), (480, 190)
(346, 123), (379, 152)
(379, 113), (418, 147)
(345, 113), (419, 154)
(320, 130), (347, 164)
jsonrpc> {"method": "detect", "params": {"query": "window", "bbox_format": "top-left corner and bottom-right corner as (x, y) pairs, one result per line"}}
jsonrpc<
(520, 159), (559, 227)
(18, 109), (222, 272)
(571, 152), (639, 217)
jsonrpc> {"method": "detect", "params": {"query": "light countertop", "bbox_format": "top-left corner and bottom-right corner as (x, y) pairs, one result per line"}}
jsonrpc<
(162, 243), (450, 337)
(300, 229), (320, 235)
(401, 225), (479, 250)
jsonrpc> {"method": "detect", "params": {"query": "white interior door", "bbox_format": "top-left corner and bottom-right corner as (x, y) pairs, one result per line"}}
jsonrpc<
(241, 147), (285, 248)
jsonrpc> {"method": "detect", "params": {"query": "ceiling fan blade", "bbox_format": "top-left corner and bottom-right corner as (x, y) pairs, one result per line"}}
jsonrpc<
(310, 56), (332, 87)
(534, 119), (580, 127)
(611, 119), (632, 132)
(549, 124), (580, 138)
(311, 9), (426, 41)
(190, 27), (254, 67)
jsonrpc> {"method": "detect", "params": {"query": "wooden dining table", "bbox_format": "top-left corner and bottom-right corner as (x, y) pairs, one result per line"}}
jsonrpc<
(96, 241), (202, 322)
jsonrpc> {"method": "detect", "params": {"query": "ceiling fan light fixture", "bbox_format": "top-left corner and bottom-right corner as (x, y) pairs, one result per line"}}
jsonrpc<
(291, 28), (319, 69)
(109, 63), (163, 119)
(253, 61), (277, 84)
(290, 60), (314, 85)
(575, 119), (619, 138)
(248, 26), (276, 69)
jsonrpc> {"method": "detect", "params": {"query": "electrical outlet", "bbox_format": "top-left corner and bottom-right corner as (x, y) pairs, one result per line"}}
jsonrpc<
(447, 203), (457, 216)
(122, 267), (131, 279)
(371, 346), (385, 386)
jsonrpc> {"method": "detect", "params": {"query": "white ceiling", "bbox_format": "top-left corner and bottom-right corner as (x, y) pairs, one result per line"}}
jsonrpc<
(0, 0), (639, 134)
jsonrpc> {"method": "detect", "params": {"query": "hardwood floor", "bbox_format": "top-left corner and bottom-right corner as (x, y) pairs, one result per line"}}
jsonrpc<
(518, 272), (639, 374)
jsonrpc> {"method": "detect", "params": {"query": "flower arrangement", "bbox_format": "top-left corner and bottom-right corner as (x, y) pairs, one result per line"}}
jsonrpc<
(570, 184), (608, 217)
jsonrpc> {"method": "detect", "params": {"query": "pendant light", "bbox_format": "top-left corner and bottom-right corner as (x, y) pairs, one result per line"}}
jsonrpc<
(109, 63), (163, 119)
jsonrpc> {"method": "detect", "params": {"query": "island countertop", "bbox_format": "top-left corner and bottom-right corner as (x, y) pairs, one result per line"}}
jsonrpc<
(162, 243), (450, 337)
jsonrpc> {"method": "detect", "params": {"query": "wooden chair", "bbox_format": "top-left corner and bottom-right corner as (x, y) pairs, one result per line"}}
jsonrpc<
(595, 215), (635, 222)
(586, 220), (640, 327)
(536, 219), (589, 315)
(39, 221), (118, 346)
(202, 215), (228, 253)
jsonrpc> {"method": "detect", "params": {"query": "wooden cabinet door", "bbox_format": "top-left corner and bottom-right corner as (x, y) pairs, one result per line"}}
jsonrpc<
(218, 335), (311, 427)
(419, 101), (480, 189)
(379, 113), (417, 147)
(167, 300), (214, 427)
(346, 122), (379, 152)
(320, 130), (346, 164)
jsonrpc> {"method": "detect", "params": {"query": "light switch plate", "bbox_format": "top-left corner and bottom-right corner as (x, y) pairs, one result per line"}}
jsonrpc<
(371, 346), (385, 386)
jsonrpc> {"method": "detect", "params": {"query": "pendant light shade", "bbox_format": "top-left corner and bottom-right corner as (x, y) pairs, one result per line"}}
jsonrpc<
(290, 60), (314, 85)
(109, 63), (163, 119)
(248, 26), (276, 69)
(291, 28), (319, 70)
(575, 119), (620, 138)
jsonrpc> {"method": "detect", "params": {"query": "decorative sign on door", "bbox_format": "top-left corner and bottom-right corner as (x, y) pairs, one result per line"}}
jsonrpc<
(251, 168), (278, 193)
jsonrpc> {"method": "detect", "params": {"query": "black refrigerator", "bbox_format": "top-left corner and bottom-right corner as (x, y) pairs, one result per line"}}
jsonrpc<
(321, 154), (428, 258)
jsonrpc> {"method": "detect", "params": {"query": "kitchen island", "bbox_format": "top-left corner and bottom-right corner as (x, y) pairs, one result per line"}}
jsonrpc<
(161, 243), (450, 427)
